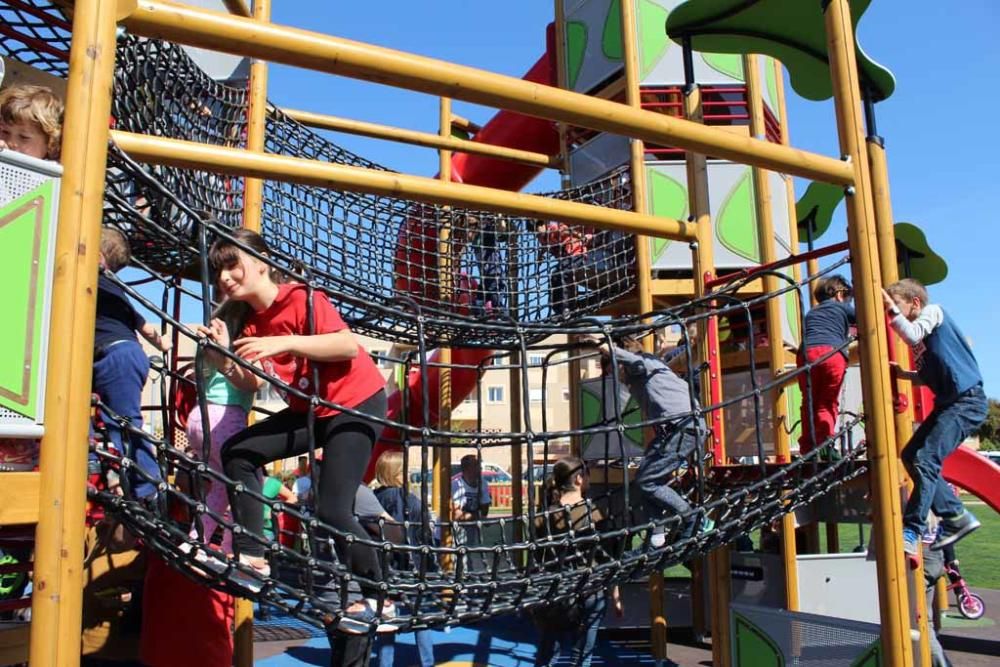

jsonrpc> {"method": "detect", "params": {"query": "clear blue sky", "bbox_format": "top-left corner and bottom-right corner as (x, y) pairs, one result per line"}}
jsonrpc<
(255, 2), (999, 394)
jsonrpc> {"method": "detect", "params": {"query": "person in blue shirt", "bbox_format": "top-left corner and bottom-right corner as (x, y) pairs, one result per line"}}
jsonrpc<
(797, 275), (856, 456)
(883, 278), (986, 556)
(93, 226), (170, 499)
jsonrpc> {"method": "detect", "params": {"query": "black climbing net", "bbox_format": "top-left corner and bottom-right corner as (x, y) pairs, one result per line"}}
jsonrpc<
(4, 0), (869, 634)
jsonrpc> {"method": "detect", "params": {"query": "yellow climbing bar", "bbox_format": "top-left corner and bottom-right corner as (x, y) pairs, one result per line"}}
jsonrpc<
(118, 0), (855, 186)
(110, 130), (698, 241)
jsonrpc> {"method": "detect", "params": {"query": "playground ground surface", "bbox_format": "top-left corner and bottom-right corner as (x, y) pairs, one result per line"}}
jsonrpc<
(252, 584), (1000, 666)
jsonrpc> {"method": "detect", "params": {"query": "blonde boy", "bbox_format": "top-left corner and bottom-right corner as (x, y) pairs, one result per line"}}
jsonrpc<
(0, 84), (63, 160)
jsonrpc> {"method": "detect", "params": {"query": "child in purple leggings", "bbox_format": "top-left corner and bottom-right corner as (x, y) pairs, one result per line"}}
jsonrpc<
(189, 300), (257, 553)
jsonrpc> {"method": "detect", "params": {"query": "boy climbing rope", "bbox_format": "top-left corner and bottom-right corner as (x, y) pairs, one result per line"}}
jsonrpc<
(883, 278), (986, 555)
(588, 333), (707, 547)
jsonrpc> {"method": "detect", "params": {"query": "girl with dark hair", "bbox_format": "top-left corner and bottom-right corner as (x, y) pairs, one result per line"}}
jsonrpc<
(202, 228), (389, 632)
(797, 274), (856, 456)
(533, 457), (622, 667)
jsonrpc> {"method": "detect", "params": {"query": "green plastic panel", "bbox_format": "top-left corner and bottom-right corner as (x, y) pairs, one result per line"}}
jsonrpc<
(850, 640), (882, 667)
(796, 181), (845, 244)
(637, 0), (672, 78)
(733, 612), (784, 666)
(0, 181), (55, 420)
(665, 0), (896, 102)
(895, 222), (947, 286)
(717, 168), (760, 262)
(646, 169), (689, 262)
(580, 383), (644, 452)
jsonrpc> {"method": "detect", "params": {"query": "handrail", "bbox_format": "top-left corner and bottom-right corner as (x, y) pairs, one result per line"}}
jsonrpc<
(704, 241), (850, 289)
(119, 0), (855, 186)
(110, 130), (698, 240)
(280, 107), (559, 169)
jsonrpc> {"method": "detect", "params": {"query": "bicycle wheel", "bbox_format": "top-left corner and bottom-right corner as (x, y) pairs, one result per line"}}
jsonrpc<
(958, 592), (985, 620)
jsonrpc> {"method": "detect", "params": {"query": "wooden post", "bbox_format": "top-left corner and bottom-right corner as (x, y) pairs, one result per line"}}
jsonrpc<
(30, 1), (119, 665)
(824, 2), (912, 664)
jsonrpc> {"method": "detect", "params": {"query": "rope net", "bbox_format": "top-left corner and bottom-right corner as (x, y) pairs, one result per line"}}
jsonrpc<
(3, 0), (869, 634)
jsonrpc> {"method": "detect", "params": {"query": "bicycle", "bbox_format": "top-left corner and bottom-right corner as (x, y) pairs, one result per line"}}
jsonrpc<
(945, 561), (985, 620)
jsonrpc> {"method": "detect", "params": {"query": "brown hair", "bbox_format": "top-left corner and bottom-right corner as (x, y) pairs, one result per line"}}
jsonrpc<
(375, 450), (405, 488)
(208, 228), (285, 284)
(885, 278), (929, 306)
(540, 456), (587, 509)
(0, 85), (64, 159)
(813, 274), (852, 303)
(100, 226), (131, 272)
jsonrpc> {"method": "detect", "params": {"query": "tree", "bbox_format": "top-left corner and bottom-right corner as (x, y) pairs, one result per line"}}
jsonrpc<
(976, 398), (1000, 451)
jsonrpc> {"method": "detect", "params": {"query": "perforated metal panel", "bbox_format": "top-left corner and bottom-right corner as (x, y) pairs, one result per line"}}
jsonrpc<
(731, 603), (884, 666)
(0, 150), (61, 437)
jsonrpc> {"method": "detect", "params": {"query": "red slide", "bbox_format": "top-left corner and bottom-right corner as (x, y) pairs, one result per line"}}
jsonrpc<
(943, 444), (1000, 515)
(368, 31), (561, 480)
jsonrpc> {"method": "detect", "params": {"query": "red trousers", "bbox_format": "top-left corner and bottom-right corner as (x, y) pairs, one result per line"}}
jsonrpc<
(797, 346), (848, 454)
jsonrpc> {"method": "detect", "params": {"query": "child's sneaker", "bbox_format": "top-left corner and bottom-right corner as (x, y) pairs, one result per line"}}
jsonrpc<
(337, 598), (398, 634)
(902, 528), (920, 556)
(932, 511), (980, 552)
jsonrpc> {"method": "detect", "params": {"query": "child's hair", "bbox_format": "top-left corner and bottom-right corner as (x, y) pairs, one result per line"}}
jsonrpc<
(213, 298), (252, 343)
(813, 275), (852, 303)
(541, 456), (587, 509)
(100, 226), (131, 272)
(885, 278), (929, 306)
(375, 450), (405, 488)
(0, 84), (64, 159)
(208, 228), (285, 283)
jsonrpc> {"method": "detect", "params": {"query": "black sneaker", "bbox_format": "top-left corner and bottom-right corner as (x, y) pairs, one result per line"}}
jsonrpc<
(932, 511), (981, 551)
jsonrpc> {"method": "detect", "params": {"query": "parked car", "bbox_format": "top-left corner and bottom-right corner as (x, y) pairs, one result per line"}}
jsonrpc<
(983, 451), (1000, 465)
(522, 464), (552, 483)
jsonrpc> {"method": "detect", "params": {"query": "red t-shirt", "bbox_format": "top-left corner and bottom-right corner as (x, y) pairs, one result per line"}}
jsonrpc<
(242, 283), (384, 418)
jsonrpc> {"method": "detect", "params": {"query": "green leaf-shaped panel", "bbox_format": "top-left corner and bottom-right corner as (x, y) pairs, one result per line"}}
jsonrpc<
(796, 182), (845, 244)
(647, 169), (689, 262)
(702, 52), (744, 80)
(637, 0), (671, 78)
(895, 222), (948, 286)
(566, 21), (589, 90)
(733, 612), (785, 666)
(666, 0), (896, 102)
(602, 0), (623, 61)
(717, 168), (760, 261)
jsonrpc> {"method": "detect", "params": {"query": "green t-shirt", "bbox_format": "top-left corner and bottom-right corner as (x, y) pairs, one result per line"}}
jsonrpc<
(203, 370), (254, 412)
(262, 476), (284, 535)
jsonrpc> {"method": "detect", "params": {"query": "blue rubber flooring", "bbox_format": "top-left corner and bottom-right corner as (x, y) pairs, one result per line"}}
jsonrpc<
(254, 614), (661, 666)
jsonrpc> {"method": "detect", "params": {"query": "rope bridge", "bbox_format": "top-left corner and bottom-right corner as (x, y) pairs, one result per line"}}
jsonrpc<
(3, 0), (868, 635)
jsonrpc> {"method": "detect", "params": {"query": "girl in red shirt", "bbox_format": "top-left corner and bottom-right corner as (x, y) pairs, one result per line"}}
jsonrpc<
(202, 229), (390, 631)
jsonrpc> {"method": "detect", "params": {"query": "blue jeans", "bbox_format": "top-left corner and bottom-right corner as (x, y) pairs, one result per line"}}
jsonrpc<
(637, 423), (701, 524)
(535, 592), (606, 667)
(92, 341), (159, 498)
(902, 385), (987, 535)
(373, 628), (434, 667)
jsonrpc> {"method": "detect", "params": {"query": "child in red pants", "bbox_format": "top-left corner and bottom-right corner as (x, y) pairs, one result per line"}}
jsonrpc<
(797, 276), (855, 455)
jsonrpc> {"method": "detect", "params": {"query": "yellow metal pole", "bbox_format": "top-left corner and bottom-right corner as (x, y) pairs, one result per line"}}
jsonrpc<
(745, 53), (800, 611)
(233, 2), (270, 660)
(110, 131), (697, 241)
(30, 1), (119, 665)
(433, 98), (454, 568)
(120, 0), (855, 186)
(241, 0), (269, 233)
(617, 1), (665, 659)
(868, 130), (932, 667)
(281, 108), (557, 169)
(683, 61), (728, 663)
(824, 2), (912, 665)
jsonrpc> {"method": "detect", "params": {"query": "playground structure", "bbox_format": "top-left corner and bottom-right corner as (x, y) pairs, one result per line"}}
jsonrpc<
(2, 1), (1000, 666)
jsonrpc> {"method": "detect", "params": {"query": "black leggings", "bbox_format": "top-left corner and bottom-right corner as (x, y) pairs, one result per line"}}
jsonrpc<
(221, 391), (387, 594)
